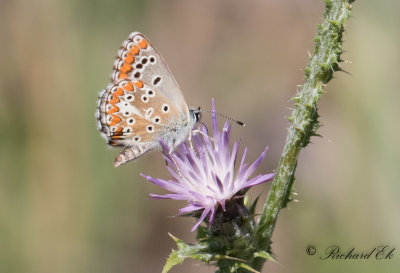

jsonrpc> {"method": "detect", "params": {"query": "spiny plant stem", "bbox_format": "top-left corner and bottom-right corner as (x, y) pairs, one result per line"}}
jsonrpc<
(252, 0), (354, 270)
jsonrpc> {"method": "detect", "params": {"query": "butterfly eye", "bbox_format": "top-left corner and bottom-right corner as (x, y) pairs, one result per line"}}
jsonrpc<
(195, 111), (201, 122)
(162, 104), (170, 113)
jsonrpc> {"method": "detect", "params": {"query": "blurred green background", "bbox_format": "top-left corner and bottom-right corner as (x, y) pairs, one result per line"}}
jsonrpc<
(1, 0), (399, 272)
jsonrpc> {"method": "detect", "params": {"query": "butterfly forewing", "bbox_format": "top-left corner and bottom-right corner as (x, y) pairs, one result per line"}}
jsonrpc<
(111, 32), (189, 114)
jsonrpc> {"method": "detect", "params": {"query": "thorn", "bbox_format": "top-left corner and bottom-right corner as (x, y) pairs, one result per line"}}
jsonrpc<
(337, 66), (352, 76)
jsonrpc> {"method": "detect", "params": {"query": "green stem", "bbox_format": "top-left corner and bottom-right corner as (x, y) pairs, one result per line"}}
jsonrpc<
(252, 0), (354, 270)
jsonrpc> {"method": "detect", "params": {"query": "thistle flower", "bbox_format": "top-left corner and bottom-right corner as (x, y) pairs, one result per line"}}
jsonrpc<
(141, 100), (274, 231)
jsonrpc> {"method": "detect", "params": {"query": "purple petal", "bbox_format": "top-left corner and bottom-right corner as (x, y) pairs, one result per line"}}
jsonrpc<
(149, 193), (169, 199)
(239, 147), (248, 171)
(179, 205), (202, 214)
(140, 174), (186, 193)
(208, 207), (216, 227)
(166, 166), (184, 183)
(187, 155), (200, 175)
(219, 199), (226, 211)
(159, 139), (171, 154)
(150, 193), (193, 200)
(191, 207), (211, 232)
(229, 141), (239, 170)
(214, 173), (224, 192)
(242, 173), (275, 188)
(222, 171), (231, 189)
(188, 190), (209, 203)
(244, 146), (269, 177)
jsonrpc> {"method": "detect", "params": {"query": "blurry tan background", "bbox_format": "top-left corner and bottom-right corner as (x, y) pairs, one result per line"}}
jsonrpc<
(1, 0), (399, 272)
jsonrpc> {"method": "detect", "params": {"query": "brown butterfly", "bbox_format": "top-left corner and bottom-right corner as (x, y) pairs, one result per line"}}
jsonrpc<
(96, 32), (200, 167)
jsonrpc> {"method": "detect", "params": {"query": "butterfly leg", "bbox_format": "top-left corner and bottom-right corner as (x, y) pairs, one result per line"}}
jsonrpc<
(161, 143), (184, 178)
(192, 129), (214, 142)
(167, 151), (184, 178)
(188, 130), (194, 150)
(191, 129), (214, 155)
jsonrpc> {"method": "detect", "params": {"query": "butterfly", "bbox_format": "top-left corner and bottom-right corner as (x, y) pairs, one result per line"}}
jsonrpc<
(96, 32), (201, 167)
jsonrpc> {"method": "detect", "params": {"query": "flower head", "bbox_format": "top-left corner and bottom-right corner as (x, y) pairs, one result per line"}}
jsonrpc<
(141, 99), (274, 231)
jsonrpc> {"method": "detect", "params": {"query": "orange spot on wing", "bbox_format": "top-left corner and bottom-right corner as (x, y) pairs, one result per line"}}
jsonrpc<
(109, 115), (122, 126)
(107, 105), (119, 114)
(118, 72), (128, 79)
(123, 82), (134, 91)
(109, 95), (120, 104)
(120, 62), (132, 73)
(138, 39), (148, 49)
(115, 127), (123, 134)
(125, 52), (134, 64)
(114, 88), (124, 96)
(134, 81), (143, 88)
(109, 140), (119, 146)
(130, 45), (140, 55)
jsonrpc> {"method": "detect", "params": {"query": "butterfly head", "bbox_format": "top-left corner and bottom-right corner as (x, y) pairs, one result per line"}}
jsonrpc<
(189, 107), (202, 125)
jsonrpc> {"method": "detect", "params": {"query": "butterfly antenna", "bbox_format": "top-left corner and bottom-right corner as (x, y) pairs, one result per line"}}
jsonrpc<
(200, 109), (246, 127)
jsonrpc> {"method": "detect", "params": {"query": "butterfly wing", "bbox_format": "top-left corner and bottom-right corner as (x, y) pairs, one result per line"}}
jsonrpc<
(96, 79), (184, 166)
(111, 32), (189, 115)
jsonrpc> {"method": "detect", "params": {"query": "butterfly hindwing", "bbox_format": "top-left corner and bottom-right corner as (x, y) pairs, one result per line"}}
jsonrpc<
(97, 79), (181, 147)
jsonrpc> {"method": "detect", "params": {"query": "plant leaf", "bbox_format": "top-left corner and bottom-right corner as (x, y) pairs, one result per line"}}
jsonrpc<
(254, 251), (277, 263)
(162, 233), (213, 273)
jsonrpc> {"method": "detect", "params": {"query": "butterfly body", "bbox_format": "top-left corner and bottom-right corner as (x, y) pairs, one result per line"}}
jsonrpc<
(96, 32), (200, 167)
